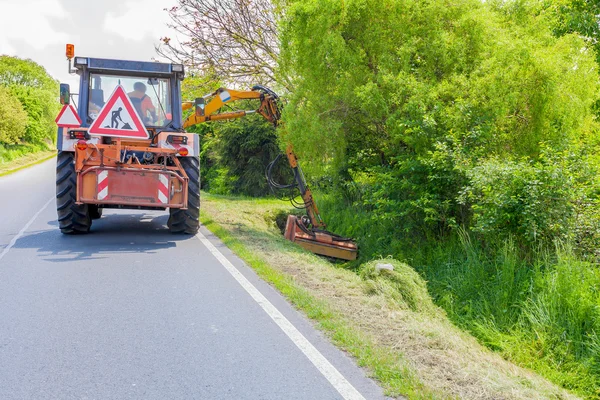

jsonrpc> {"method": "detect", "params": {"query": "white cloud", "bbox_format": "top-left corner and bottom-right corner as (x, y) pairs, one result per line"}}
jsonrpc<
(103, 0), (171, 42)
(0, 0), (176, 87)
(0, 0), (69, 55)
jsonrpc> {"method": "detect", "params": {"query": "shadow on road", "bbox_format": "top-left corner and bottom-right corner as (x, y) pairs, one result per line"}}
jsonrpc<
(13, 212), (195, 262)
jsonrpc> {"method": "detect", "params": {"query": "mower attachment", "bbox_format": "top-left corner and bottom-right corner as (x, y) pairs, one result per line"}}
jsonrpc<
(284, 215), (358, 261)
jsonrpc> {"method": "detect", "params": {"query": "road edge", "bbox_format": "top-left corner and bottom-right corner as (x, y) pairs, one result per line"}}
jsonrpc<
(199, 210), (433, 399)
(196, 230), (368, 400)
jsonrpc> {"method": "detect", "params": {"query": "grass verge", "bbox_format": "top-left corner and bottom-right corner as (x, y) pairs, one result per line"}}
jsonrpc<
(0, 150), (56, 177)
(200, 193), (578, 399)
(319, 195), (600, 398)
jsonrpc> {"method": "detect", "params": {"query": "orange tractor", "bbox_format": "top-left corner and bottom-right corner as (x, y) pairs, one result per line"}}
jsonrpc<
(56, 45), (357, 260)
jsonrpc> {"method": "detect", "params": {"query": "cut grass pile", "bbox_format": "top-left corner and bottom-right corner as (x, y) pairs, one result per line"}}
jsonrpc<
(200, 193), (578, 399)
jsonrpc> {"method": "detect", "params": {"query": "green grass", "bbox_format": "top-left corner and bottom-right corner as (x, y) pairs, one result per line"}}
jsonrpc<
(419, 240), (600, 398)
(200, 206), (440, 399)
(200, 193), (578, 399)
(317, 195), (600, 399)
(0, 143), (55, 177)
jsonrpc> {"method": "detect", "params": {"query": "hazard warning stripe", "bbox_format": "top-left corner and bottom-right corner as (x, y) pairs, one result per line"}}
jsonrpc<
(98, 170), (109, 200)
(158, 174), (169, 204)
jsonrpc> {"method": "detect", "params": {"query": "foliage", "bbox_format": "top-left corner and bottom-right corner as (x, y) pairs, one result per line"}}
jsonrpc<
(0, 86), (27, 144)
(215, 117), (287, 196)
(0, 56), (58, 145)
(159, 0), (289, 89)
(278, 0), (600, 396)
(181, 75), (286, 196)
(545, 0), (600, 65)
(280, 0), (597, 238)
(462, 154), (582, 247)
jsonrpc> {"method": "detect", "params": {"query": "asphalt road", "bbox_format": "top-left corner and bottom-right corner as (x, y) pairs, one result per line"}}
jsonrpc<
(0, 158), (385, 400)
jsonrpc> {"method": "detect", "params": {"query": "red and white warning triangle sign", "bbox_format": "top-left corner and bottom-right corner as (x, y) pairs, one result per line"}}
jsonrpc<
(88, 85), (149, 139)
(55, 104), (82, 128)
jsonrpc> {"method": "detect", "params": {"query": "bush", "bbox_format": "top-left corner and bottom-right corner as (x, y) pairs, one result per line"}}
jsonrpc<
(463, 157), (578, 248)
(216, 117), (287, 197)
(0, 86), (27, 144)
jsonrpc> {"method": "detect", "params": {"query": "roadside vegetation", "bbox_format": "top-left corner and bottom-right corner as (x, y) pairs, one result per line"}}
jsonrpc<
(278, 1), (600, 396)
(200, 194), (578, 399)
(0, 56), (58, 165)
(164, 0), (600, 398)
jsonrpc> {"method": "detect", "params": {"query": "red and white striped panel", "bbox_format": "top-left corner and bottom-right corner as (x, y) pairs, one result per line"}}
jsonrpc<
(97, 170), (109, 200)
(158, 174), (169, 204)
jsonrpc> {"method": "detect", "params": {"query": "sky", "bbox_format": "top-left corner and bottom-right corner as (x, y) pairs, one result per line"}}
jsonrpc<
(0, 0), (178, 88)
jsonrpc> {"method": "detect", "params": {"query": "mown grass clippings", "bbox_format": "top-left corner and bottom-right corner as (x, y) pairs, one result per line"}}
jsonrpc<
(200, 210), (439, 399)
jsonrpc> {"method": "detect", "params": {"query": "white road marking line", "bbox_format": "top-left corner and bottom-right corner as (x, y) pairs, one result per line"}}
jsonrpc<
(196, 231), (366, 400)
(0, 197), (54, 263)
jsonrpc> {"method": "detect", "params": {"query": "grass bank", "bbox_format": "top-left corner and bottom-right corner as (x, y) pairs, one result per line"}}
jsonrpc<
(319, 196), (600, 399)
(200, 193), (577, 399)
(0, 143), (55, 177)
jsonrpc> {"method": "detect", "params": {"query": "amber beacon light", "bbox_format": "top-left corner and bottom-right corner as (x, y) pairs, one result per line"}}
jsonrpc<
(66, 44), (75, 60)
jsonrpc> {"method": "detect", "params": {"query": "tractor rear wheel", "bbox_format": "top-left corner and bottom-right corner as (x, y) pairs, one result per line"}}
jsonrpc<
(56, 151), (91, 234)
(168, 156), (200, 234)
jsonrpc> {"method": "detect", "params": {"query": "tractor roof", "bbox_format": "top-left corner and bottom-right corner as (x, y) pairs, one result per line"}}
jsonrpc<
(73, 57), (184, 79)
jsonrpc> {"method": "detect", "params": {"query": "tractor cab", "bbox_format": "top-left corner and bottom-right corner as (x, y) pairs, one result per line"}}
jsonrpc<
(64, 57), (185, 131)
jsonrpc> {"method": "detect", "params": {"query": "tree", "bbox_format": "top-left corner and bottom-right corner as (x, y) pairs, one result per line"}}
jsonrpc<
(548, 0), (600, 63)
(0, 86), (27, 145)
(279, 0), (598, 241)
(158, 0), (290, 89)
(0, 56), (57, 90)
(0, 56), (59, 144)
(216, 116), (287, 196)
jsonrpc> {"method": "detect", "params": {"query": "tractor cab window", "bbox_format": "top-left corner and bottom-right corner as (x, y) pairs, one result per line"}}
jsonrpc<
(88, 74), (172, 127)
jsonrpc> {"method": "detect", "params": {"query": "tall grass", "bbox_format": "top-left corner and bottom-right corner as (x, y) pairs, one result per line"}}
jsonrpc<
(319, 194), (600, 398)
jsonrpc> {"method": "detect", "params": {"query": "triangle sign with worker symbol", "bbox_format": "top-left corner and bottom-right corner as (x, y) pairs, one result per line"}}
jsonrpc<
(88, 85), (149, 139)
(55, 104), (82, 128)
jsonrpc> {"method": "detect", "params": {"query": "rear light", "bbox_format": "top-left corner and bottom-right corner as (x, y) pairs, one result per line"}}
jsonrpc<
(69, 130), (90, 140)
(178, 147), (189, 156)
(76, 140), (88, 151)
(167, 134), (188, 145)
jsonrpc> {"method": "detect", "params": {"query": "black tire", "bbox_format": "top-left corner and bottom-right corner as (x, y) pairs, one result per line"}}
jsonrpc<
(89, 205), (103, 220)
(56, 151), (91, 234)
(168, 156), (200, 234)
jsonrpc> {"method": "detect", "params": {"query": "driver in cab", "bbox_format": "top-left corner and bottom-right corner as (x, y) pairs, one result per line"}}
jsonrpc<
(128, 82), (157, 124)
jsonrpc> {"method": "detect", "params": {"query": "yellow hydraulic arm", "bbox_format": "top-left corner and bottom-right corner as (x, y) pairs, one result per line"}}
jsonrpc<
(181, 85), (325, 229)
(182, 86), (280, 128)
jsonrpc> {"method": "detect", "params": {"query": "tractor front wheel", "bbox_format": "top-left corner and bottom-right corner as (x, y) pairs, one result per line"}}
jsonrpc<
(168, 156), (200, 234)
(89, 205), (103, 220)
(56, 151), (91, 234)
